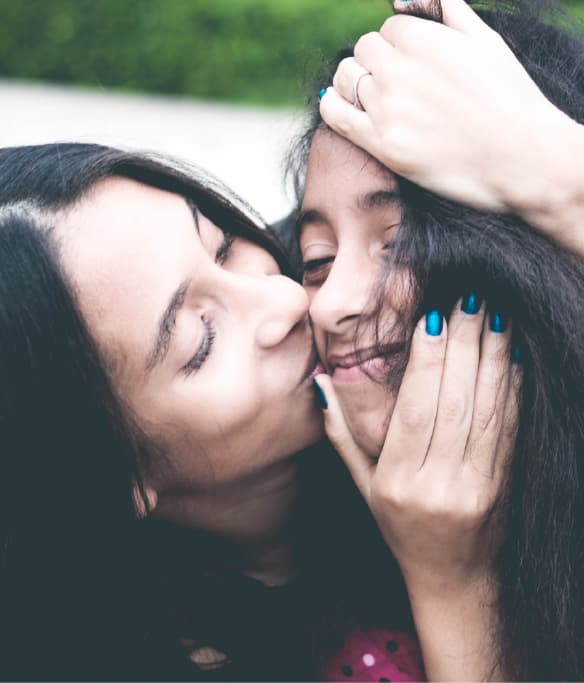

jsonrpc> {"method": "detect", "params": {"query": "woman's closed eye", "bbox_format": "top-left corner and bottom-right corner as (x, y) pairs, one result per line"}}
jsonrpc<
(215, 231), (235, 265)
(182, 316), (216, 377)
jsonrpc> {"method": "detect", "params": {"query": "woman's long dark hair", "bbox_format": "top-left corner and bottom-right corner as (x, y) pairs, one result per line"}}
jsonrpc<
(0, 143), (293, 680)
(288, 1), (584, 679)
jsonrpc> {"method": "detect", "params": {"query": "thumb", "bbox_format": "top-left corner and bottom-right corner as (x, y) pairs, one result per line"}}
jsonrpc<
(393, 0), (490, 36)
(313, 374), (374, 499)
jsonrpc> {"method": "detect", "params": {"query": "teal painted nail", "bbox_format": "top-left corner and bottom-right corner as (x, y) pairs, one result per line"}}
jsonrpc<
(425, 310), (443, 337)
(490, 311), (508, 333)
(318, 88), (328, 101)
(461, 292), (481, 315)
(313, 378), (328, 410)
(512, 344), (521, 363)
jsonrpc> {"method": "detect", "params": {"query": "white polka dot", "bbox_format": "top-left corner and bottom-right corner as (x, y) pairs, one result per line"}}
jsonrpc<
(362, 653), (376, 667)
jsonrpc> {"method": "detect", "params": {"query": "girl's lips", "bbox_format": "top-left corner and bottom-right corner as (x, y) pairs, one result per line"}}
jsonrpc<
(332, 355), (387, 383)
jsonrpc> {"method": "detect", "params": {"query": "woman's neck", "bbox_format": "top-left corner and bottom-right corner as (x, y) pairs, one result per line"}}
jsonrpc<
(154, 457), (299, 586)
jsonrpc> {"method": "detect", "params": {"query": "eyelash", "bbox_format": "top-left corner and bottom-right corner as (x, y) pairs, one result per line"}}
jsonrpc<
(183, 316), (215, 377)
(216, 231), (235, 265)
(302, 257), (334, 286)
(302, 239), (396, 286)
(181, 232), (234, 377)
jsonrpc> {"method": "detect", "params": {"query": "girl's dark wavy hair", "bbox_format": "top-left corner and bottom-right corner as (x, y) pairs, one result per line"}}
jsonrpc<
(287, 1), (584, 679)
(0, 143), (292, 680)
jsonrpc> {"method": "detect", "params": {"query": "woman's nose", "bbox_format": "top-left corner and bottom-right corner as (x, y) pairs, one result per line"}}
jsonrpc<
(237, 272), (310, 350)
(309, 251), (371, 335)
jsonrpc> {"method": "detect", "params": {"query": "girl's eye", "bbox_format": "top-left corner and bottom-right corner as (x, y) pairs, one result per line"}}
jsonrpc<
(183, 317), (215, 376)
(302, 256), (334, 287)
(215, 232), (235, 265)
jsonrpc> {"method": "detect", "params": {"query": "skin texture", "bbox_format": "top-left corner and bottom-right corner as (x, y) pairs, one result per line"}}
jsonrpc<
(320, 0), (584, 259)
(300, 129), (519, 679)
(58, 177), (323, 583)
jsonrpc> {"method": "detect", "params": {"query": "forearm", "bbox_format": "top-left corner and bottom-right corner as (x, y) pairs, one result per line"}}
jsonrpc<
(407, 575), (502, 682)
(503, 111), (584, 259)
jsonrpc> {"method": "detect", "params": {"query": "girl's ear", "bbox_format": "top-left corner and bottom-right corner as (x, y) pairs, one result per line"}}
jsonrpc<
(132, 483), (159, 519)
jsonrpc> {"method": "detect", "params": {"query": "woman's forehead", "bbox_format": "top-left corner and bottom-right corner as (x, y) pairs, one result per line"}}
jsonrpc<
(57, 177), (198, 380)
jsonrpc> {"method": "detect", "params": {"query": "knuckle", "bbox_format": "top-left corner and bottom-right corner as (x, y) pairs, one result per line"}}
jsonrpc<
(396, 397), (432, 432)
(354, 31), (378, 60)
(371, 477), (411, 512)
(337, 56), (354, 72)
(379, 16), (394, 38)
(473, 404), (498, 434)
(439, 392), (469, 425)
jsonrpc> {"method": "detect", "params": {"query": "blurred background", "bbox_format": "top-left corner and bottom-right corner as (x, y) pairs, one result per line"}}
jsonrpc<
(0, 0), (583, 220)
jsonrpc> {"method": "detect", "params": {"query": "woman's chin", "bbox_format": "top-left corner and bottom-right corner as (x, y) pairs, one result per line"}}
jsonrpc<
(333, 380), (396, 460)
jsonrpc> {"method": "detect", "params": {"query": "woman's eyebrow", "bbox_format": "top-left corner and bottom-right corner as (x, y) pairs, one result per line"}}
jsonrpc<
(357, 189), (401, 211)
(186, 198), (201, 234)
(145, 278), (191, 372)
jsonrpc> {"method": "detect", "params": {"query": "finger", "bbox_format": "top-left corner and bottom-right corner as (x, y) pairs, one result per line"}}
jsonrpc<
(492, 360), (521, 490)
(354, 31), (394, 75)
(380, 13), (450, 49)
(313, 374), (375, 498)
(319, 87), (378, 150)
(427, 294), (486, 462)
(391, 0), (491, 36)
(376, 310), (447, 480)
(465, 309), (513, 476)
(332, 56), (373, 107)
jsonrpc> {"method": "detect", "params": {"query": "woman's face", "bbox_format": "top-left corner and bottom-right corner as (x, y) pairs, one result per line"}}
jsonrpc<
(58, 177), (323, 493)
(300, 130), (408, 458)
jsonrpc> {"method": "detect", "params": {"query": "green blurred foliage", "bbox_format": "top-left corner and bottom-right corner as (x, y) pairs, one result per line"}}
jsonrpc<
(0, 0), (391, 105)
(0, 0), (583, 105)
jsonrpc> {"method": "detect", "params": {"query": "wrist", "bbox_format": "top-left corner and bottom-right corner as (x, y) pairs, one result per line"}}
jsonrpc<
(407, 572), (501, 681)
(504, 107), (584, 253)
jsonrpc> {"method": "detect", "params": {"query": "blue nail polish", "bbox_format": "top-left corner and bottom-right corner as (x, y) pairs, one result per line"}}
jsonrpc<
(461, 292), (481, 315)
(318, 88), (328, 102)
(490, 311), (508, 333)
(425, 310), (443, 337)
(512, 344), (521, 363)
(313, 378), (328, 410)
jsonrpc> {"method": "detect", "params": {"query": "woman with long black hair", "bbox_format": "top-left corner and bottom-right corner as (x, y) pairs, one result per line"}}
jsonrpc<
(0, 142), (513, 681)
(289, 0), (584, 679)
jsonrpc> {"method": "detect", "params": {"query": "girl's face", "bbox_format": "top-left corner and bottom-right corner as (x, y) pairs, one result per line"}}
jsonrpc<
(300, 130), (409, 458)
(58, 177), (323, 494)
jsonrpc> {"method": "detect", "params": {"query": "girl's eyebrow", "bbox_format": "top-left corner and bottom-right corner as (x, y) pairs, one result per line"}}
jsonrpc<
(297, 189), (401, 236)
(296, 208), (326, 237)
(357, 189), (401, 211)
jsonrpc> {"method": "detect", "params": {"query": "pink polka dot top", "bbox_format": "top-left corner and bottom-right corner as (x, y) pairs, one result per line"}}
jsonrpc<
(317, 626), (426, 682)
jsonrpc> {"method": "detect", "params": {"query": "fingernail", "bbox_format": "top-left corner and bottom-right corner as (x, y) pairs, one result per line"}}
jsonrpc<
(318, 88), (328, 102)
(425, 310), (443, 337)
(490, 311), (508, 333)
(461, 292), (481, 315)
(512, 344), (521, 363)
(313, 378), (328, 410)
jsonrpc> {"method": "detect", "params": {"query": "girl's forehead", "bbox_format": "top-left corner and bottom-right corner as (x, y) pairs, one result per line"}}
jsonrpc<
(309, 129), (394, 184)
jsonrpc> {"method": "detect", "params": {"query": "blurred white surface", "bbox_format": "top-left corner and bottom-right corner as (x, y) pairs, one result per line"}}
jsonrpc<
(0, 80), (306, 222)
